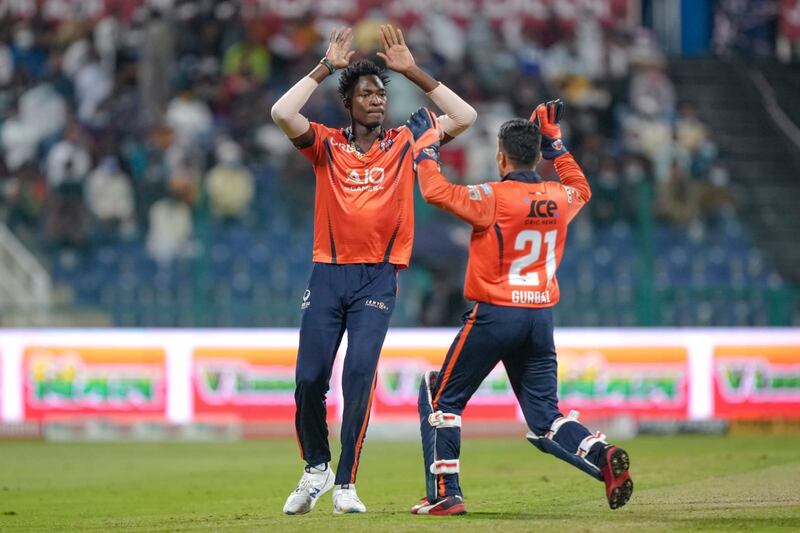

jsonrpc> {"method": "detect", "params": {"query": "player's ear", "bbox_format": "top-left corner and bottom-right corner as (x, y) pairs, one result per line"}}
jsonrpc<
(496, 149), (506, 174)
(343, 97), (351, 109)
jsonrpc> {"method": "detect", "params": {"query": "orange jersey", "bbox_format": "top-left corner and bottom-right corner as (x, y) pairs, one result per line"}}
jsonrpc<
(299, 122), (415, 268)
(416, 153), (591, 307)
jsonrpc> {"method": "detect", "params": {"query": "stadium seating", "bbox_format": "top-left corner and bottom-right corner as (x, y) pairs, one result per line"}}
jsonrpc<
(49, 164), (783, 327)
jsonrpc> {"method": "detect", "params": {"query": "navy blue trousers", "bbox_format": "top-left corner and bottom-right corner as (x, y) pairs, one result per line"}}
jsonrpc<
(294, 262), (397, 485)
(428, 303), (604, 498)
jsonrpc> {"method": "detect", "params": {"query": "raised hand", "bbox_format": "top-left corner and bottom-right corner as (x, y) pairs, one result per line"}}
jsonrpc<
(377, 24), (415, 74)
(406, 107), (443, 164)
(531, 99), (567, 160)
(325, 27), (355, 69)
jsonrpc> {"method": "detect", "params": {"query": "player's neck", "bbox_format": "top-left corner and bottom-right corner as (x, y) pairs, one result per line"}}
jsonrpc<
(350, 122), (383, 153)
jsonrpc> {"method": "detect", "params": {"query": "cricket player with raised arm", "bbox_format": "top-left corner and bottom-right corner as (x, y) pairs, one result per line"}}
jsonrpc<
(404, 101), (633, 516)
(270, 25), (476, 515)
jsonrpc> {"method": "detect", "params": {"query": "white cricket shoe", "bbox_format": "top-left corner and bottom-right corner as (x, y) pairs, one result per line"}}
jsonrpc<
(333, 484), (367, 514)
(283, 463), (334, 515)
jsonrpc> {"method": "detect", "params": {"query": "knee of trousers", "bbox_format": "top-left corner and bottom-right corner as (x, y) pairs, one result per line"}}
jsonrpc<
(341, 366), (376, 390)
(419, 371), (462, 439)
(295, 371), (330, 393)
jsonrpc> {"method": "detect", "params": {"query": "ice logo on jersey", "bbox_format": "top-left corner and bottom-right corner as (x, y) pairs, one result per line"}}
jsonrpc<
(527, 199), (558, 218)
(301, 289), (311, 310)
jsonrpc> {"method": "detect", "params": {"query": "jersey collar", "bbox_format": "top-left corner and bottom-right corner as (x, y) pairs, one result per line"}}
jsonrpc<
(501, 170), (543, 183)
(343, 126), (387, 154)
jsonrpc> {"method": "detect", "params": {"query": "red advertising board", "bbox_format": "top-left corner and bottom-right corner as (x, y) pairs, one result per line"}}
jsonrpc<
(557, 347), (689, 420)
(193, 347), (337, 422)
(373, 346), (689, 422)
(374, 348), (520, 421)
(714, 345), (800, 419)
(23, 346), (167, 420)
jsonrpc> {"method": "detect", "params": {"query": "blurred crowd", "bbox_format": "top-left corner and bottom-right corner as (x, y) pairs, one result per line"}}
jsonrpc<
(0, 1), (743, 324)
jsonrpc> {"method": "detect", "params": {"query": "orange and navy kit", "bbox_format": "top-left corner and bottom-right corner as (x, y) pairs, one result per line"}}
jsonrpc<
(415, 152), (591, 306)
(415, 150), (624, 504)
(299, 122), (415, 268)
(293, 122), (415, 487)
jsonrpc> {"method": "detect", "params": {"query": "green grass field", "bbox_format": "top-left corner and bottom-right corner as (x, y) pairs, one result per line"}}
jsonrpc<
(1, 435), (799, 532)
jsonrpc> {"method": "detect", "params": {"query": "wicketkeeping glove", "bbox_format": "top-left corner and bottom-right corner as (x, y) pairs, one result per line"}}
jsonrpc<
(406, 107), (443, 165)
(530, 99), (567, 160)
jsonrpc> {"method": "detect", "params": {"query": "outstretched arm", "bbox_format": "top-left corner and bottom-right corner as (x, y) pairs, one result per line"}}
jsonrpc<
(408, 109), (495, 230)
(270, 28), (355, 148)
(531, 100), (591, 222)
(378, 24), (477, 144)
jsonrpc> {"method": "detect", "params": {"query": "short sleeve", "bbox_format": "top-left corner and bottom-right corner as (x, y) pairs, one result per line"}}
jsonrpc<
(297, 122), (331, 164)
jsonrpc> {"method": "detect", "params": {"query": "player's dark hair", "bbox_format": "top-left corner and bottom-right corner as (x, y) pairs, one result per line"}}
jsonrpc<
(337, 59), (390, 103)
(498, 119), (541, 167)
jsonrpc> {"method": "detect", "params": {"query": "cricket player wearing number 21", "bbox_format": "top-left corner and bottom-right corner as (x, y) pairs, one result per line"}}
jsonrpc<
(406, 101), (634, 516)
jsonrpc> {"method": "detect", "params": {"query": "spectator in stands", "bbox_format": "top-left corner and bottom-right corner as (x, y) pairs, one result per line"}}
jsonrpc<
(74, 49), (112, 125)
(45, 123), (91, 190)
(714, 0), (778, 56)
(1, 105), (40, 171)
(85, 156), (136, 239)
(699, 162), (737, 224)
(657, 159), (701, 228)
(168, 150), (203, 207)
(543, 32), (591, 84)
(44, 158), (90, 251)
(205, 140), (253, 222)
(3, 163), (47, 238)
(146, 192), (193, 265)
(165, 87), (213, 145)
(624, 110), (673, 182)
(222, 30), (270, 83)
(61, 32), (90, 79)
(629, 61), (675, 117)
(93, 9), (121, 71)
(11, 22), (48, 80)
(2, 85), (67, 170)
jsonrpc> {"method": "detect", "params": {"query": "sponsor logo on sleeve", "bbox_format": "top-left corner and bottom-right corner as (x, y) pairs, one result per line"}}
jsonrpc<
(467, 185), (482, 201)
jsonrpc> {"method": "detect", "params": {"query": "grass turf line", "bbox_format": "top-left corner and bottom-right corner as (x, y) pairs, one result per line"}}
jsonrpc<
(0, 435), (799, 532)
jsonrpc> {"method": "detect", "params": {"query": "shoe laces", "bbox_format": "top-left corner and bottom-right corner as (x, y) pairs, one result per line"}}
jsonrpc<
(294, 475), (312, 493)
(294, 466), (324, 493)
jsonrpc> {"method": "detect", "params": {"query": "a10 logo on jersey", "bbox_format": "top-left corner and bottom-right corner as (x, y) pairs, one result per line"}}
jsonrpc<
(345, 167), (385, 192)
